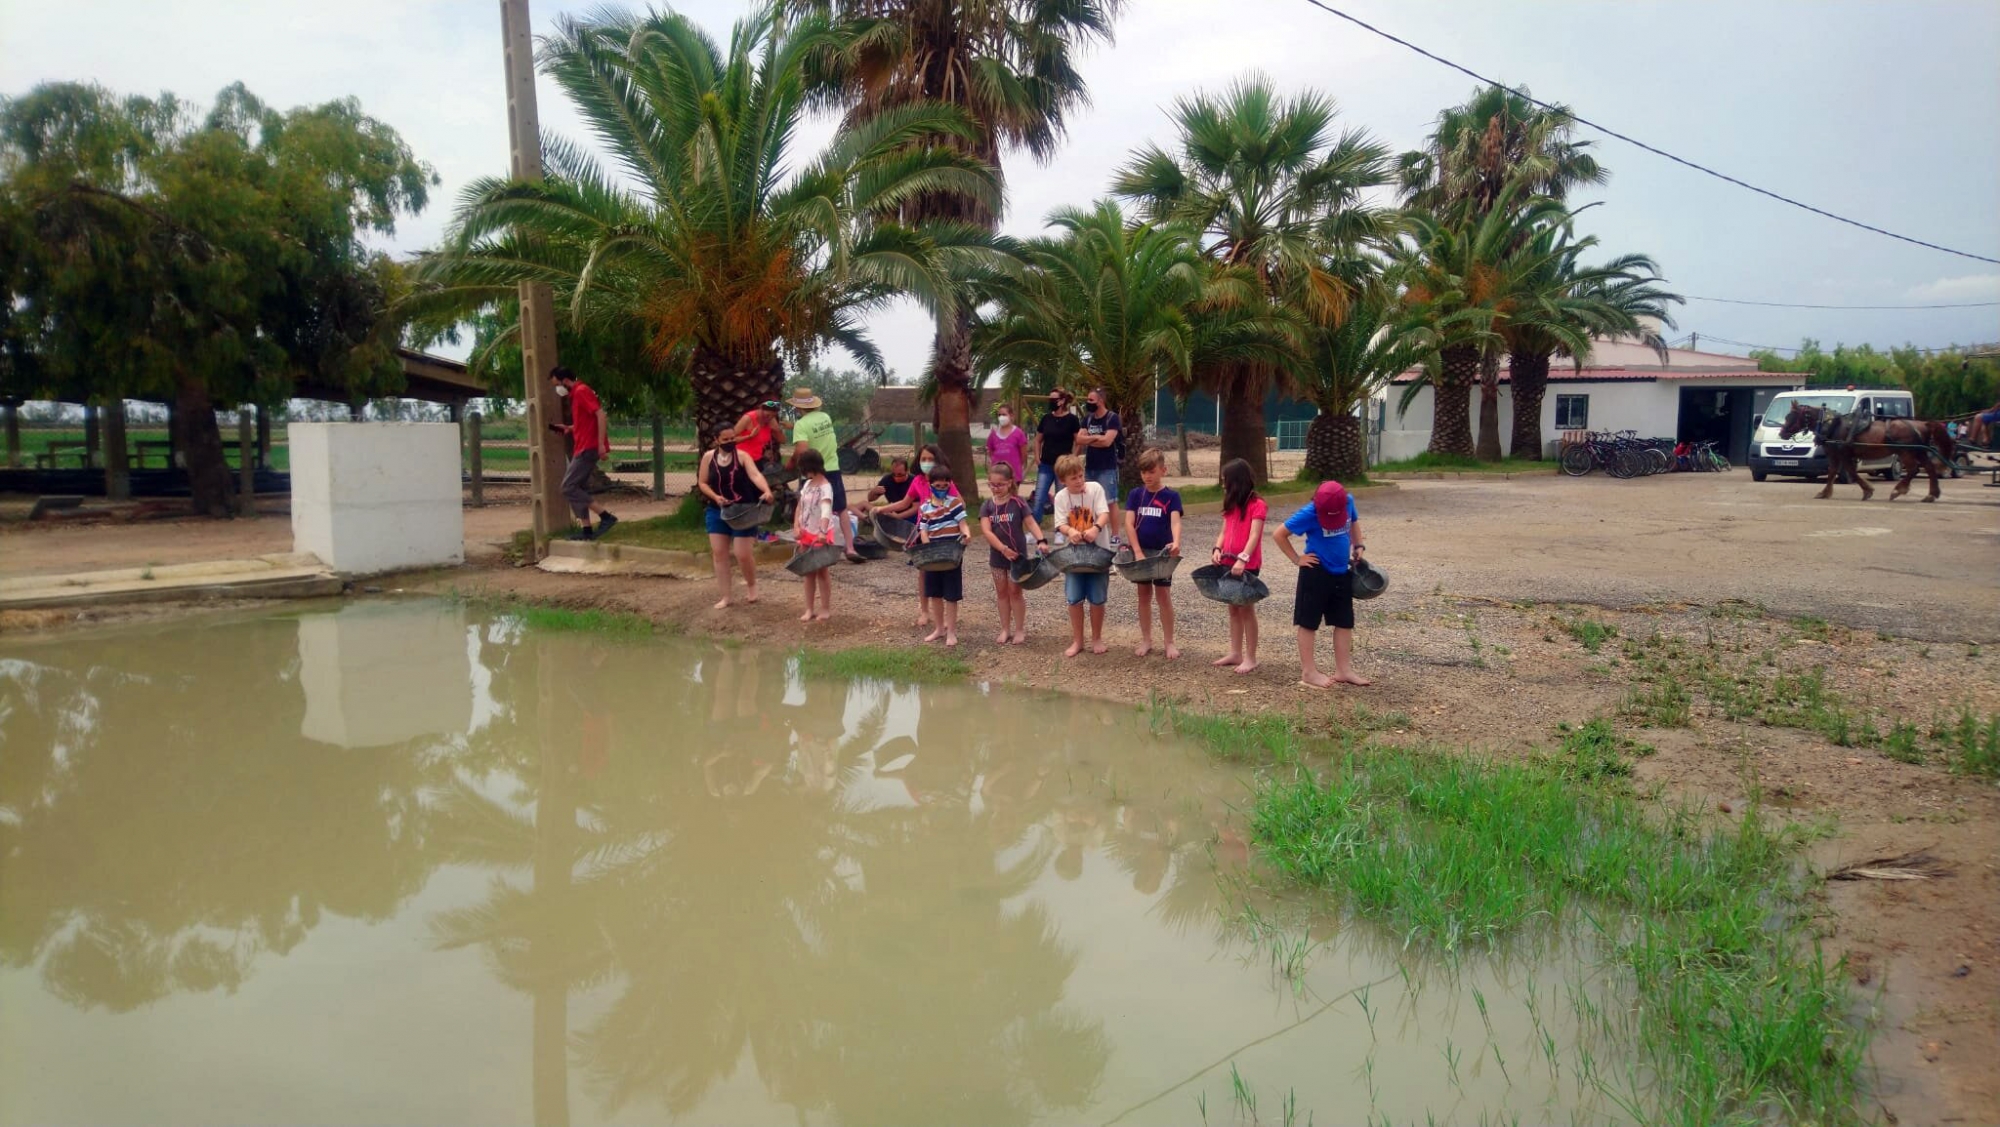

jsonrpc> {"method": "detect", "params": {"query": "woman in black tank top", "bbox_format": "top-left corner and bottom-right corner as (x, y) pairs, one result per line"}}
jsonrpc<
(700, 429), (776, 609)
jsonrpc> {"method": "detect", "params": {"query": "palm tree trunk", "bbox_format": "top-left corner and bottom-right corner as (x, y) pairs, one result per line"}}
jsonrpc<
(1176, 419), (1190, 477)
(1116, 404), (1149, 497)
(1304, 408), (1365, 482)
(1218, 366), (1269, 482)
(1509, 349), (1551, 459)
(1475, 348), (1503, 462)
(175, 373), (234, 518)
(690, 346), (782, 450)
(1427, 345), (1478, 457)
(930, 307), (981, 505)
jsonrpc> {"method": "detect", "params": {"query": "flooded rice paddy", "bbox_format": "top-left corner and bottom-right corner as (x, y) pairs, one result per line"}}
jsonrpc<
(1, 601), (1633, 1126)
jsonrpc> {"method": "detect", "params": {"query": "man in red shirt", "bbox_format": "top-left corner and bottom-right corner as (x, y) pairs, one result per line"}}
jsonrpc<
(731, 399), (786, 469)
(549, 366), (618, 539)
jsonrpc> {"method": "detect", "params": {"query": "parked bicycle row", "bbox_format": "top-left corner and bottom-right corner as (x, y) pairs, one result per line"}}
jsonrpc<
(1558, 431), (1731, 477)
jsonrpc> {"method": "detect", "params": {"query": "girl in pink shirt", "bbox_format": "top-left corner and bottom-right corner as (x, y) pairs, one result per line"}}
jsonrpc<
(1210, 459), (1267, 674)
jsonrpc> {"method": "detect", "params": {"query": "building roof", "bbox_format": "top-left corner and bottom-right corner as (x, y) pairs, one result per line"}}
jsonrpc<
(1386, 337), (1801, 386)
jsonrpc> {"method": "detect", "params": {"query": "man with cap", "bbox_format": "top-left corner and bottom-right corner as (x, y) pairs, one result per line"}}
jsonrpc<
(547, 365), (618, 540)
(1271, 480), (1371, 688)
(788, 387), (860, 561)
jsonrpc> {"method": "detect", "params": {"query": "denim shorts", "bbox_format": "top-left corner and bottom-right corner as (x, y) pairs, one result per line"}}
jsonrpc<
(1065, 569), (1109, 606)
(703, 506), (756, 538)
(1090, 468), (1120, 505)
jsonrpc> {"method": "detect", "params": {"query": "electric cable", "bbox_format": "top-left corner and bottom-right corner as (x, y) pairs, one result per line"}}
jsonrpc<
(1684, 295), (1999, 310)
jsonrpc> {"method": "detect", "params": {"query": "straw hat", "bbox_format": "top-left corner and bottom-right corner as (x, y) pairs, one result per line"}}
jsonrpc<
(786, 388), (823, 410)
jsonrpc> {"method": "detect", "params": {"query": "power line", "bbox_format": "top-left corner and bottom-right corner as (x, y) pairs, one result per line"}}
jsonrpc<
(1297, 0), (2000, 267)
(1685, 294), (2000, 310)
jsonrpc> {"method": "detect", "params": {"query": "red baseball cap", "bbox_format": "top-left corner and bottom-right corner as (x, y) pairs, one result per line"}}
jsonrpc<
(1312, 481), (1350, 530)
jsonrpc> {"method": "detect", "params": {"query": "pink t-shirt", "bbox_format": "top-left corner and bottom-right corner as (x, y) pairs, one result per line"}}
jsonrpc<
(985, 425), (1028, 480)
(1219, 496), (1268, 571)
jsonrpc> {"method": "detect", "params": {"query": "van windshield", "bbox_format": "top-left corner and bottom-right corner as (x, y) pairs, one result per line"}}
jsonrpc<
(1763, 394), (1853, 427)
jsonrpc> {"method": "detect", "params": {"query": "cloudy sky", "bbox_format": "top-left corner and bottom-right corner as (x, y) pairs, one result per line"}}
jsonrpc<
(5, 0), (1996, 379)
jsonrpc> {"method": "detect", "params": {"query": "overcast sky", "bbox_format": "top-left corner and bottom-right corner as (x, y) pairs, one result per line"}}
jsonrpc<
(5, 0), (1996, 380)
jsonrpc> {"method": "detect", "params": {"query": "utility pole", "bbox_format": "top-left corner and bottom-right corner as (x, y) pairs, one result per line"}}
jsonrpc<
(501, 0), (570, 550)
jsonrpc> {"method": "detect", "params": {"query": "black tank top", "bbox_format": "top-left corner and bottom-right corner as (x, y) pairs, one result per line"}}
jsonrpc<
(707, 453), (753, 506)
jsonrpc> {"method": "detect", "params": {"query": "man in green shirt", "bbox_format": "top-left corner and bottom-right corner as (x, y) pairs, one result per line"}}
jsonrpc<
(788, 388), (859, 561)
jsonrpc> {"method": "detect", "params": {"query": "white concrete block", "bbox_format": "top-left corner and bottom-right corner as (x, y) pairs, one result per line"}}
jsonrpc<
(290, 423), (464, 575)
(298, 603), (472, 748)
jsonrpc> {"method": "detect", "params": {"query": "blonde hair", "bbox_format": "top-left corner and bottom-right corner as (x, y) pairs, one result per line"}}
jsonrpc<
(1137, 447), (1166, 473)
(1054, 453), (1086, 481)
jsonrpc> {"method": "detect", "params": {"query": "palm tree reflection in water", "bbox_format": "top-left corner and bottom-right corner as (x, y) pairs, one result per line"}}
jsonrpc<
(430, 637), (1120, 1125)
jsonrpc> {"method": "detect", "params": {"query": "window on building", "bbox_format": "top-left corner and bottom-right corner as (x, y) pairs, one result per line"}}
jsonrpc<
(1555, 394), (1589, 430)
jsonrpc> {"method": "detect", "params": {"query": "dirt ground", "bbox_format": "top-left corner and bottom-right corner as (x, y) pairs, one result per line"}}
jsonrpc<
(3, 470), (1996, 1123)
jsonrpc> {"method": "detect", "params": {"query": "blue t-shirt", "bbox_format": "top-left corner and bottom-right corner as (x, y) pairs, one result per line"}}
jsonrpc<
(1281, 498), (1359, 573)
(1083, 410), (1122, 474)
(1125, 486), (1183, 551)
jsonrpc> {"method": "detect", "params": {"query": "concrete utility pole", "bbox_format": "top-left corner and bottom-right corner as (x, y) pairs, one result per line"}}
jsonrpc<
(501, 0), (570, 550)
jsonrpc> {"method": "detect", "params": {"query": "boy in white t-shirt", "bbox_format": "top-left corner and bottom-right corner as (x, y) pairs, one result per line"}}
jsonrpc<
(1051, 453), (1109, 657)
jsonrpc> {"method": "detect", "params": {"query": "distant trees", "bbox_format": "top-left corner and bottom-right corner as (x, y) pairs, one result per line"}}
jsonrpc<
(0, 81), (433, 514)
(1751, 342), (2000, 418)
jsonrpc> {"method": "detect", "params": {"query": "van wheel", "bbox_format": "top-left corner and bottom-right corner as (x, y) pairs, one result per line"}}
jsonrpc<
(1751, 469), (1767, 482)
(1875, 469), (1896, 481)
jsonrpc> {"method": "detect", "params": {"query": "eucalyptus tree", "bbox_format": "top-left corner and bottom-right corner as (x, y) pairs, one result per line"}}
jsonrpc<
(1114, 77), (1393, 482)
(412, 5), (1001, 447)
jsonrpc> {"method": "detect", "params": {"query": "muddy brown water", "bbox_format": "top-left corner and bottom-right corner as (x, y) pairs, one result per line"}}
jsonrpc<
(1, 601), (1632, 1126)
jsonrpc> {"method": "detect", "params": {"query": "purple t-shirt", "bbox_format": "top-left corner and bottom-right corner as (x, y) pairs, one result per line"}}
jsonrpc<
(985, 425), (1029, 480)
(1125, 486), (1183, 551)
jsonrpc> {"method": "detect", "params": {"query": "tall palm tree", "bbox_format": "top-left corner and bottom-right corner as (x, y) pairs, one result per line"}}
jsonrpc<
(412, 5), (1000, 446)
(1295, 282), (1436, 481)
(975, 201), (1285, 489)
(796, 0), (1125, 502)
(1114, 77), (1393, 482)
(1505, 233), (1680, 459)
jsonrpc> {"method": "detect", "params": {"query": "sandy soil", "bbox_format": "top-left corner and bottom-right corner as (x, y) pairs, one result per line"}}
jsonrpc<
(3, 470), (1996, 1123)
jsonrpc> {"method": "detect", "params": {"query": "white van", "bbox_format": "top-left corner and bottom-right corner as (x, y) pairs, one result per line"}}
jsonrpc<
(1750, 388), (1915, 482)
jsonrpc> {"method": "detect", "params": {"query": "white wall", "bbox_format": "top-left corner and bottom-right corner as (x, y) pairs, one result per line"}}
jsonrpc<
(290, 422), (464, 575)
(1377, 379), (1790, 462)
(298, 603), (472, 748)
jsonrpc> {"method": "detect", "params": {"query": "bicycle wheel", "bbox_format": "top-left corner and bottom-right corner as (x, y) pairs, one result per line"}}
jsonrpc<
(1607, 449), (1637, 479)
(1647, 448), (1670, 475)
(1560, 444), (1595, 476)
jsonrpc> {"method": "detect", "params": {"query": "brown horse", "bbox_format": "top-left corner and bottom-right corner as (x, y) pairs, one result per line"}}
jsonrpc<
(1777, 402), (1956, 502)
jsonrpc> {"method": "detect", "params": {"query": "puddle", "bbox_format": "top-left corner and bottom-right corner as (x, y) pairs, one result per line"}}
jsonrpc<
(1, 601), (1633, 1125)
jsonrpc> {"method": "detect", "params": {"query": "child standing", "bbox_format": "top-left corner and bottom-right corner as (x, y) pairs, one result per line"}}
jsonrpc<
(1210, 458), (1266, 675)
(980, 461), (1046, 646)
(1123, 448), (1183, 659)
(915, 463), (970, 646)
(1272, 480), (1371, 688)
(793, 449), (836, 622)
(1051, 453), (1110, 657)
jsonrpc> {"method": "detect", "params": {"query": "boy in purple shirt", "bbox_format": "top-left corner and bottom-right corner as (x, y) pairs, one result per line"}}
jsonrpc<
(1122, 449), (1183, 659)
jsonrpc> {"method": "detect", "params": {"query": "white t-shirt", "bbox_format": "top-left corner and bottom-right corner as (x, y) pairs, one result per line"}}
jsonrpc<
(1051, 482), (1108, 545)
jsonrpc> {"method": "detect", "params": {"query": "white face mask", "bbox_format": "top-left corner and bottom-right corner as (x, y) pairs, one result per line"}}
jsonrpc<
(997, 415), (1011, 427)
(918, 460), (936, 474)
(552, 384), (569, 398)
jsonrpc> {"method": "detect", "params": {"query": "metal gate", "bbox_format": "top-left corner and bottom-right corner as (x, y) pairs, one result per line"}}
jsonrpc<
(1275, 420), (1309, 452)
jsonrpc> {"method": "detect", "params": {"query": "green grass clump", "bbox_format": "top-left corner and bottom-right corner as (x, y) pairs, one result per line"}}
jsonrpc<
(505, 604), (654, 636)
(1941, 707), (2000, 779)
(796, 646), (969, 684)
(1246, 741), (1864, 1124)
(1149, 699), (1298, 761)
(1547, 717), (1653, 783)
(1558, 615), (1617, 653)
(1620, 676), (1692, 727)
(595, 514), (714, 553)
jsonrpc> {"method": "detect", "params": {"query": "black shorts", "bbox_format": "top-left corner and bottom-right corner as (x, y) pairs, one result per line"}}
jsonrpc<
(922, 566), (963, 602)
(826, 470), (848, 513)
(1294, 566), (1355, 631)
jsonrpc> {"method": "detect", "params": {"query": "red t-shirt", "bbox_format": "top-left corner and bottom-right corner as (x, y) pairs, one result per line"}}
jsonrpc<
(735, 415), (775, 462)
(1220, 496), (1268, 570)
(570, 383), (603, 453)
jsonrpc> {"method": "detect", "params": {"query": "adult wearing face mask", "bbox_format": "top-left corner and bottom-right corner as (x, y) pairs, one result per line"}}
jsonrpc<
(1030, 387), (1080, 522)
(1078, 387), (1123, 547)
(547, 366), (617, 540)
(985, 404), (1028, 484)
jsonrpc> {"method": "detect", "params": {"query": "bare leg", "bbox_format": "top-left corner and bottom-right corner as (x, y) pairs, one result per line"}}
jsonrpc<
(1010, 585), (1028, 643)
(993, 568), (1013, 645)
(1298, 626), (1332, 688)
(709, 533), (735, 608)
(1159, 588), (1179, 660)
(943, 596), (959, 646)
(1134, 584), (1154, 656)
(1332, 627), (1371, 685)
(814, 572), (832, 620)
(915, 572), (931, 627)
(1089, 604), (1106, 654)
(1235, 607), (1259, 675)
(735, 538), (759, 603)
(1214, 609), (1243, 667)
(1066, 603), (1085, 658)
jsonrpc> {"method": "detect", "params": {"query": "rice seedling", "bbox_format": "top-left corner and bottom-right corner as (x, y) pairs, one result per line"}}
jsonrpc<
(1557, 616), (1617, 653)
(795, 645), (968, 684)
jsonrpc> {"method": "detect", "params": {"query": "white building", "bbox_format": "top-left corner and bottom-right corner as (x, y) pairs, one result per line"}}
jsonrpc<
(1376, 341), (1807, 464)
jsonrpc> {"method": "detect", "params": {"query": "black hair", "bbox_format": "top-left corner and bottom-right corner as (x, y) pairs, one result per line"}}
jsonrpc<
(548, 365), (575, 382)
(919, 444), (946, 465)
(889, 455), (909, 469)
(1220, 458), (1257, 516)
(798, 449), (826, 476)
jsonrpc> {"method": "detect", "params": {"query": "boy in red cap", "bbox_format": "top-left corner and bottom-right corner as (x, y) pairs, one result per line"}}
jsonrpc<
(1271, 481), (1372, 688)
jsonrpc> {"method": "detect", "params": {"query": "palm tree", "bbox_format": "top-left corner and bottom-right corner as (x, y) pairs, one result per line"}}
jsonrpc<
(796, 0), (1125, 502)
(1295, 283), (1436, 480)
(412, 6), (1000, 446)
(1113, 77), (1393, 482)
(1505, 234), (1680, 459)
(975, 202), (1285, 489)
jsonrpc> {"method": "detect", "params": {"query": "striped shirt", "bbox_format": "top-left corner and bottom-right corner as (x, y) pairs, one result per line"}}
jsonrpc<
(917, 494), (967, 540)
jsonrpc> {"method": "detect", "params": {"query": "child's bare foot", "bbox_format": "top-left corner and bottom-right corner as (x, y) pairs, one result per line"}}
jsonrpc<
(946, 633), (959, 647)
(1134, 642), (1151, 657)
(1063, 641), (1084, 658)
(1088, 641), (1106, 655)
(997, 630), (1011, 646)
(1009, 632), (1027, 645)
(1334, 672), (1374, 686)
(916, 614), (932, 628)
(1212, 654), (1242, 668)
(923, 629), (944, 643)
(744, 587), (759, 604)
(1233, 659), (1259, 675)
(1164, 644), (1181, 660)
(1299, 672), (1334, 689)
(813, 612), (831, 622)
(799, 610), (814, 622)
(714, 598), (732, 610)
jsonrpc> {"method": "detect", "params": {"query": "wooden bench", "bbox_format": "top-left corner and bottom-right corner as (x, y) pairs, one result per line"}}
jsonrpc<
(32, 441), (89, 470)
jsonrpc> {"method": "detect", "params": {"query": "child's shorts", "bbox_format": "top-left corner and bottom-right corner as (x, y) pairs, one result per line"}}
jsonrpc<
(1065, 570), (1109, 606)
(1293, 566), (1355, 630)
(922, 567), (964, 603)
